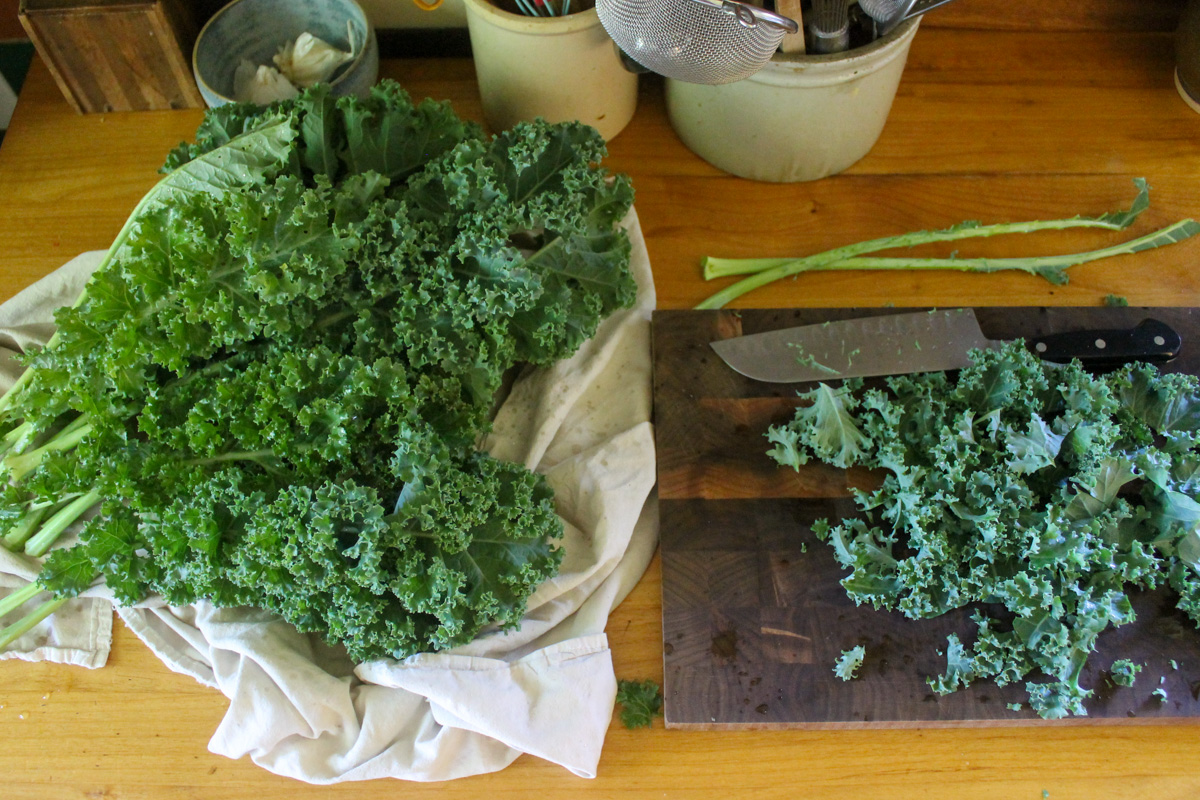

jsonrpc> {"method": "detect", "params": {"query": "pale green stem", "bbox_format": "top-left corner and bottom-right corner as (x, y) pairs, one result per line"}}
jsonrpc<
(24, 489), (102, 558)
(701, 216), (1140, 282)
(696, 220), (1199, 309)
(0, 581), (40, 620)
(813, 221), (1200, 274)
(0, 290), (84, 418)
(182, 449), (276, 466)
(5, 422), (95, 483)
(0, 368), (35, 419)
(0, 597), (68, 651)
(3, 505), (50, 551)
(0, 419), (35, 459)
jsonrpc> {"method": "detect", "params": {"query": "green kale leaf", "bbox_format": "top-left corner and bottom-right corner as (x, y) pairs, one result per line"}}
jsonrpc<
(768, 341), (1200, 718)
(1109, 659), (1142, 687)
(616, 679), (663, 729)
(834, 645), (866, 681)
(0, 81), (636, 662)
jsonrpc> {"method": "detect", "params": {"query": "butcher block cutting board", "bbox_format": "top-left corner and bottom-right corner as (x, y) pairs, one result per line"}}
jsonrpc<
(653, 306), (1200, 729)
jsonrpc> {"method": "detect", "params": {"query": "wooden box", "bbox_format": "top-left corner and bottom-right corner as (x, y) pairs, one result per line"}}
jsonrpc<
(18, 0), (205, 113)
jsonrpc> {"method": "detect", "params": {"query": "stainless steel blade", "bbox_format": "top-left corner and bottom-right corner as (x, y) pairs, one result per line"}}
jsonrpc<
(709, 308), (995, 383)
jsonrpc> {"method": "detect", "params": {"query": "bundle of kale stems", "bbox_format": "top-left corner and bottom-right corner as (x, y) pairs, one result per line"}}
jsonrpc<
(0, 81), (637, 662)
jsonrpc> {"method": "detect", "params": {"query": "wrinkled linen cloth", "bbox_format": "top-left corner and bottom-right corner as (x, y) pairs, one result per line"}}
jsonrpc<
(0, 208), (658, 782)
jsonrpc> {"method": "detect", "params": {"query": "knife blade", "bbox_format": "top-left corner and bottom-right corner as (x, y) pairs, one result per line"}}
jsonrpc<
(709, 308), (1182, 384)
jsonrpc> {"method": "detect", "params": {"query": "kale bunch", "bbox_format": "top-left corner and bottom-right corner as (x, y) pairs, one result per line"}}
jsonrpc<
(768, 343), (1200, 718)
(0, 81), (636, 662)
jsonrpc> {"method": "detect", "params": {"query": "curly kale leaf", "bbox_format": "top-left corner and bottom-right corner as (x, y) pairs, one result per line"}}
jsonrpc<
(47, 445), (563, 661)
(1, 81), (636, 663)
(767, 381), (870, 470)
(615, 679), (663, 729)
(768, 341), (1200, 718)
(833, 645), (866, 681)
(163, 83), (479, 190)
(1109, 658), (1142, 687)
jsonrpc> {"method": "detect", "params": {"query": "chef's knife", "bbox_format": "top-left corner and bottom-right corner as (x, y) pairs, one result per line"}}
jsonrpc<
(709, 308), (1181, 384)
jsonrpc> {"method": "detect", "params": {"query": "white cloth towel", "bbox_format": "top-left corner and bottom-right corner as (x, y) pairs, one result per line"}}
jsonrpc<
(0, 208), (658, 782)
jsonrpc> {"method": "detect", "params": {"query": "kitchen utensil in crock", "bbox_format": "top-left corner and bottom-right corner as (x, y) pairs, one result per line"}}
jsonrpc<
(808, 0), (849, 54)
(664, 16), (920, 182)
(596, 0), (798, 85)
(858, 0), (957, 36)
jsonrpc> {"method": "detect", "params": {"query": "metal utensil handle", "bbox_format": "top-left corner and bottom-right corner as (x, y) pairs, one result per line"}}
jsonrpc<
(905, 0), (959, 18)
(684, 0), (799, 33)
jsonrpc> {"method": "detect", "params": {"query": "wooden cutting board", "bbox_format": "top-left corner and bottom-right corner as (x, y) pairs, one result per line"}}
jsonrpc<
(654, 306), (1200, 729)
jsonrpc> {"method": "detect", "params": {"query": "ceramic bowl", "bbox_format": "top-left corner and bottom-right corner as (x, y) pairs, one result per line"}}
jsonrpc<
(193, 0), (379, 107)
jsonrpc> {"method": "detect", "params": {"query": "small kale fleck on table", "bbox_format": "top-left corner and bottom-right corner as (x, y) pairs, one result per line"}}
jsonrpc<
(768, 343), (1200, 718)
(616, 679), (663, 729)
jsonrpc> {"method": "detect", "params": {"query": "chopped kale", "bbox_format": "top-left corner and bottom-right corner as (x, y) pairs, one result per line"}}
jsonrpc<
(833, 646), (866, 681)
(768, 342), (1200, 718)
(616, 679), (663, 729)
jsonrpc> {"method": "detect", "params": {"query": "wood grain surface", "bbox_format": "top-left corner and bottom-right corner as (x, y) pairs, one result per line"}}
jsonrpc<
(19, 0), (203, 112)
(923, 0), (1185, 32)
(655, 307), (1200, 728)
(0, 8), (1199, 799)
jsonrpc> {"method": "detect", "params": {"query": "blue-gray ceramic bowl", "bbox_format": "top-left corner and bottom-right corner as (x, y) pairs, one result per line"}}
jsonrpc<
(193, 0), (379, 107)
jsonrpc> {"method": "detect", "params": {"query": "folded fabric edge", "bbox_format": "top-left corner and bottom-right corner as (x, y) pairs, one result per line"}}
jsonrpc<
(360, 633), (616, 779)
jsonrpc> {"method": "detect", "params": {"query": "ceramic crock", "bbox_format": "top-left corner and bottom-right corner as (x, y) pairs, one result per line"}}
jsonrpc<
(463, 0), (638, 141)
(665, 18), (921, 183)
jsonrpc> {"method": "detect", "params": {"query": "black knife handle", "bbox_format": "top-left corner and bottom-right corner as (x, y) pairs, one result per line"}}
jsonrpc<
(1027, 318), (1181, 369)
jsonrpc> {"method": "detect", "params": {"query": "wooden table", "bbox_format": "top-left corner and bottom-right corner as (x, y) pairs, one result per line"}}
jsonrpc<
(2, 7), (1200, 799)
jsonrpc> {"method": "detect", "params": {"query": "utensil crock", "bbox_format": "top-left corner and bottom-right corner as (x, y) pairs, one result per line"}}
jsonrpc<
(1176, 0), (1200, 114)
(665, 17), (921, 183)
(463, 0), (638, 141)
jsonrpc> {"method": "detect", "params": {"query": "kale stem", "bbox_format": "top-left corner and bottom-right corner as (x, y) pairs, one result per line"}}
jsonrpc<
(23, 490), (102, 558)
(0, 369), (36, 418)
(0, 581), (41, 620)
(3, 505), (50, 551)
(702, 257), (795, 279)
(0, 287), (85, 420)
(701, 216), (1142, 282)
(821, 220), (1200, 273)
(696, 220), (1200, 309)
(0, 597), (68, 651)
(4, 421), (95, 483)
(315, 308), (357, 330)
(696, 180), (1160, 307)
(0, 419), (36, 459)
(182, 449), (277, 466)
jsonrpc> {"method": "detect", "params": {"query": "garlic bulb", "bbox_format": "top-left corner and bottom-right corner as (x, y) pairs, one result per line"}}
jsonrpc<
(273, 28), (356, 88)
(232, 60), (300, 105)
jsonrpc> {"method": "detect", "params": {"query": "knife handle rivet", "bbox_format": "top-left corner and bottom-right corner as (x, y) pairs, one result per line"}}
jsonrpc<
(1154, 335), (1166, 346)
(1095, 339), (1107, 350)
(1034, 342), (1047, 353)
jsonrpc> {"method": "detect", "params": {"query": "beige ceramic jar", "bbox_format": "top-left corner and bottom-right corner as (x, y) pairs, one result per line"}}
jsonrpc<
(665, 18), (921, 183)
(1176, 0), (1200, 114)
(463, 0), (638, 141)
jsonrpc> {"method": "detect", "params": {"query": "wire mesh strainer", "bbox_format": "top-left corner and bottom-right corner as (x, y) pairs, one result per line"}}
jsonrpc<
(596, 0), (799, 85)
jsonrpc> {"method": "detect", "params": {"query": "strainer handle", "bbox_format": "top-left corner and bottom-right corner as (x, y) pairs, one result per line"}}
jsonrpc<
(684, 0), (800, 33)
(614, 44), (653, 74)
